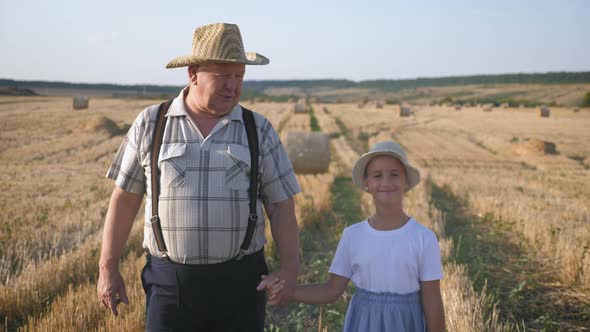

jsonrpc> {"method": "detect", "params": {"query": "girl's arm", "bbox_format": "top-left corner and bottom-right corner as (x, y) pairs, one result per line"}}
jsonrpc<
(420, 280), (445, 332)
(292, 273), (350, 304)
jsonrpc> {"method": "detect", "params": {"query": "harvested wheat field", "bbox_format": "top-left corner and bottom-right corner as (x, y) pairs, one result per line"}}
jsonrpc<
(1, 96), (589, 331)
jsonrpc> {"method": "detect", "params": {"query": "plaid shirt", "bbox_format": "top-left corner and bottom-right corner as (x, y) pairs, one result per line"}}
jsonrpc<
(107, 88), (300, 264)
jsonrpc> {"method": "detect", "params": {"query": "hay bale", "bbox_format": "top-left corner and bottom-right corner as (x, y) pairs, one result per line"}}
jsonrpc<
(284, 131), (330, 174)
(511, 138), (557, 157)
(538, 106), (550, 117)
(75, 116), (123, 136)
(293, 103), (307, 113)
(399, 105), (412, 117)
(73, 96), (89, 110)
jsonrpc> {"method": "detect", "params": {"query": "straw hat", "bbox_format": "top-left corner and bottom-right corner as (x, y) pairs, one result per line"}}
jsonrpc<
(352, 141), (420, 193)
(166, 23), (269, 68)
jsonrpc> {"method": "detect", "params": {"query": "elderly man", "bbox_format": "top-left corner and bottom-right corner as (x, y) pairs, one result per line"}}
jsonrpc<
(97, 23), (300, 331)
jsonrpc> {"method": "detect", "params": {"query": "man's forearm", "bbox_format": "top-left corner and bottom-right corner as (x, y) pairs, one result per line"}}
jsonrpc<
(272, 217), (299, 274)
(268, 199), (300, 274)
(99, 187), (143, 270)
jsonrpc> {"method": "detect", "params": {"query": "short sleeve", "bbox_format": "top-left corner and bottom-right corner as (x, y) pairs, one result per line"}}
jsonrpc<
(257, 117), (301, 203)
(419, 231), (443, 281)
(328, 229), (353, 279)
(106, 117), (146, 195)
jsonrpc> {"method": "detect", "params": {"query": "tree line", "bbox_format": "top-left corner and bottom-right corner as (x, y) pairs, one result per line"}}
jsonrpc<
(2, 72), (589, 100)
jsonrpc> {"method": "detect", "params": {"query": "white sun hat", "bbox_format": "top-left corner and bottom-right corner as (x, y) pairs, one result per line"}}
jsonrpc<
(352, 140), (421, 193)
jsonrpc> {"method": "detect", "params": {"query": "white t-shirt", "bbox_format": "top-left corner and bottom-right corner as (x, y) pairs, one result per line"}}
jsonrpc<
(329, 218), (443, 293)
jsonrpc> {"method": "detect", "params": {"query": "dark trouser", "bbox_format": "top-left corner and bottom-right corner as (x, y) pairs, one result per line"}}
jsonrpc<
(141, 250), (268, 332)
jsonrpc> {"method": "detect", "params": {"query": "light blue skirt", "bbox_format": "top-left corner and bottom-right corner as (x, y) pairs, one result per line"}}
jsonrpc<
(343, 288), (425, 332)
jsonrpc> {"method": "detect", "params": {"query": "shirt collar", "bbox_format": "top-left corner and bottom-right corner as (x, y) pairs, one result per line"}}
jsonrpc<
(166, 86), (244, 124)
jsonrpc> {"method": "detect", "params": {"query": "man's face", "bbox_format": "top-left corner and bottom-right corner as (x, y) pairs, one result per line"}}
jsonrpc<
(190, 63), (246, 116)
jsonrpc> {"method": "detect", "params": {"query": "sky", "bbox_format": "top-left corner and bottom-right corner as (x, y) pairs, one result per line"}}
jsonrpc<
(1, 0), (589, 85)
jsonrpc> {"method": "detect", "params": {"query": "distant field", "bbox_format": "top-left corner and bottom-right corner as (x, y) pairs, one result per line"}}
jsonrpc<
(264, 83), (590, 107)
(2, 78), (590, 107)
(1, 96), (589, 331)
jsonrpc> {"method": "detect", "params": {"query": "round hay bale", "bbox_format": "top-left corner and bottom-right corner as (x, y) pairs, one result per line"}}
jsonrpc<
(73, 96), (89, 110)
(399, 105), (412, 117)
(293, 103), (307, 113)
(538, 106), (550, 117)
(510, 138), (557, 157)
(75, 116), (122, 136)
(284, 131), (330, 174)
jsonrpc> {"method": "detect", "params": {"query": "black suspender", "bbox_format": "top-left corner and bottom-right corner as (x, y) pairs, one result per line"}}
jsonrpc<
(239, 107), (259, 259)
(150, 101), (260, 261)
(150, 100), (173, 258)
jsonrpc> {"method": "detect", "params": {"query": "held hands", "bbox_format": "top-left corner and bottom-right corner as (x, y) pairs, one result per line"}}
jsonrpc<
(257, 274), (288, 305)
(97, 267), (129, 316)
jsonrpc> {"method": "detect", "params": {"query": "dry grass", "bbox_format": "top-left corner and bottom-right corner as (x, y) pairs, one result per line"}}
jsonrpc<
(2, 96), (588, 331)
(20, 250), (145, 332)
(390, 107), (590, 290)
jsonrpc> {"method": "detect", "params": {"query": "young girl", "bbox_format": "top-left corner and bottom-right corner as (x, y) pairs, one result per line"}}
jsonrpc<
(261, 140), (445, 331)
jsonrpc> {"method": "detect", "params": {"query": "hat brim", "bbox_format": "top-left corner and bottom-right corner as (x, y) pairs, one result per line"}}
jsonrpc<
(352, 151), (420, 193)
(165, 52), (269, 68)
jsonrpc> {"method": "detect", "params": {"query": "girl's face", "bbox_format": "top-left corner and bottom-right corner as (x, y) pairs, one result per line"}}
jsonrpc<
(364, 155), (407, 204)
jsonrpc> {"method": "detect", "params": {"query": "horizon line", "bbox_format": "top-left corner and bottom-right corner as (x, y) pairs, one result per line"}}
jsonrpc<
(2, 70), (590, 87)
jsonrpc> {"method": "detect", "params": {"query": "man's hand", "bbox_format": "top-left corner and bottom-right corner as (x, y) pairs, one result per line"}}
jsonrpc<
(263, 198), (300, 305)
(257, 274), (286, 305)
(97, 266), (129, 316)
(97, 187), (141, 316)
(257, 269), (296, 305)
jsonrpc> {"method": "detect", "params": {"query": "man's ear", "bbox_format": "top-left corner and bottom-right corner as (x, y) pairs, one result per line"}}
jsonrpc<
(188, 66), (198, 84)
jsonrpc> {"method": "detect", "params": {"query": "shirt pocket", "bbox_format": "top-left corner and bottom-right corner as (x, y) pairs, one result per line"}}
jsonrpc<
(225, 144), (251, 191)
(158, 143), (187, 188)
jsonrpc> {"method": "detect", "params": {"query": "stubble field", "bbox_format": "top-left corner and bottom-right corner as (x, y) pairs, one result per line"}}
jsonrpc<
(0, 95), (589, 331)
